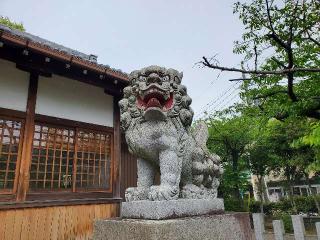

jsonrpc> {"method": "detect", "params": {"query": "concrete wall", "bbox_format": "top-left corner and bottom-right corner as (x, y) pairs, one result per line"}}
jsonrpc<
(36, 74), (114, 127)
(0, 59), (29, 111)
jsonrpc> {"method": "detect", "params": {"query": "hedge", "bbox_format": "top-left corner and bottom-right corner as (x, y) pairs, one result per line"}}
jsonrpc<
(249, 195), (320, 215)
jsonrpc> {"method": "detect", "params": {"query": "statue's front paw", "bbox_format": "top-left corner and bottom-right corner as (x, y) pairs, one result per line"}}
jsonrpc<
(125, 187), (149, 202)
(148, 185), (179, 201)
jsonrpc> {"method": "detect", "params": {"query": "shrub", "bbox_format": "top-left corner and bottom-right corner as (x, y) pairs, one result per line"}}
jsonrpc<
(249, 195), (320, 215)
(224, 198), (246, 212)
(294, 196), (318, 213)
(273, 212), (294, 233)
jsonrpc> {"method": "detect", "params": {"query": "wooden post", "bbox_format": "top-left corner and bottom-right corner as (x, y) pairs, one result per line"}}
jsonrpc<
(16, 72), (38, 201)
(112, 97), (121, 199)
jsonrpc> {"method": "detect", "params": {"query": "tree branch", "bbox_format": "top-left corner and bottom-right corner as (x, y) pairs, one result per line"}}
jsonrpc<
(265, 0), (289, 50)
(288, 0), (300, 46)
(254, 45), (258, 71)
(287, 71), (298, 102)
(253, 90), (287, 99)
(202, 57), (320, 75)
(229, 78), (252, 82)
(306, 31), (320, 47)
(271, 57), (286, 68)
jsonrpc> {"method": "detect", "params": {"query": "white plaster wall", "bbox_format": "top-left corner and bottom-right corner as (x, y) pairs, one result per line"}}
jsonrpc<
(0, 59), (29, 111)
(36, 74), (113, 127)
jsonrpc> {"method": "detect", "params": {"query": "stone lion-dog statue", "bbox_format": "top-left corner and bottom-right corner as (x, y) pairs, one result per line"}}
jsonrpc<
(119, 66), (223, 201)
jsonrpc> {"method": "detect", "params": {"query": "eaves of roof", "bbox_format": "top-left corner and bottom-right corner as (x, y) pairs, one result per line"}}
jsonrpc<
(0, 24), (129, 82)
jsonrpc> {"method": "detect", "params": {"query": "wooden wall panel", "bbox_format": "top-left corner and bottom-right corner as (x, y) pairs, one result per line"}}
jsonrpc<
(0, 203), (118, 240)
(120, 138), (137, 199)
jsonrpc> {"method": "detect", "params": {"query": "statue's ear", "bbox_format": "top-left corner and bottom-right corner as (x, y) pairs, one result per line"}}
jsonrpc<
(173, 71), (183, 84)
(129, 70), (139, 84)
(179, 71), (183, 80)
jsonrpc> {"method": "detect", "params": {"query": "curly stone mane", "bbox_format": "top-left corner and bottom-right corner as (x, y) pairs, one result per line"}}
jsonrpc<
(119, 66), (194, 131)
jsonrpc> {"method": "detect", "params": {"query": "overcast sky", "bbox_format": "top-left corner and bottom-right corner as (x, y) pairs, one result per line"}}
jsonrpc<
(1, 0), (245, 119)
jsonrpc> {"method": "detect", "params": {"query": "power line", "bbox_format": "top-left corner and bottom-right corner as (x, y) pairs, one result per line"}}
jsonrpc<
(195, 83), (241, 119)
(193, 71), (223, 100)
(206, 87), (240, 112)
(196, 81), (240, 114)
(215, 93), (240, 112)
(197, 90), (239, 119)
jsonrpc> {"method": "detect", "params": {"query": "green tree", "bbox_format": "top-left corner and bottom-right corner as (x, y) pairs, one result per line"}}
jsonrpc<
(206, 109), (253, 200)
(293, 121), (320, 212)
(205, 103), (319, 212)
(200, 0), (320, 212)
(201, 0), (320, 120)
(0, 16), (25, 31)
(244, 137), (277, 212)
(262, 117), (320, 212)
(295, 122), (320, 163)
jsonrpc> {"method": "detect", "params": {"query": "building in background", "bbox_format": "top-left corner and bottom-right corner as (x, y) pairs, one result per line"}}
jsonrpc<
(0, 24), (137, 239)
(251, 173), (320, 203)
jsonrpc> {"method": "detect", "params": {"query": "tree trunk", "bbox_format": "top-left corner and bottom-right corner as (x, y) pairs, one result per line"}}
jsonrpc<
(257, 175), (264, 213)
(285, 167), (297, 214)
(305, 172), (320, 214)
(231, 150), (241, 201)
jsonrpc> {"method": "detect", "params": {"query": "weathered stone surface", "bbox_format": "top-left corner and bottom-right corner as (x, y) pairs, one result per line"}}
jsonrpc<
(316, 222), (320, 239)
(291, 215), (306, 240)
(93, 213), (253, 240)
(273, 220), (285, 240)
(119, 66), (223, 202)
(252, 213), (265, 240)
(263, 232), (317, 240)
(121, 198), (224, 220)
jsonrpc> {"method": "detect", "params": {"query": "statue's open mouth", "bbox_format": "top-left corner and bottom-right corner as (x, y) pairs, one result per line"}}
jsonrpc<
(137, 85), (173, 111)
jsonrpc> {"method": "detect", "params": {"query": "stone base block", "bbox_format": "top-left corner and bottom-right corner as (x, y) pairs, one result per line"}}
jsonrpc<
(93, 213), (253, 240)
(121, 198), (224, 220)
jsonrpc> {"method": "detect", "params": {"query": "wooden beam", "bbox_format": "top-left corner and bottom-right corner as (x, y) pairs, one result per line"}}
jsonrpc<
(0, 107), (26, 119)
(112, 97), (121, 199)
(16, 63), (52, 78)
(16, 72), (38, 202)
(34, 114), (113, 133)
(0, 45), (128, 96)
(104, 88), (123, 98)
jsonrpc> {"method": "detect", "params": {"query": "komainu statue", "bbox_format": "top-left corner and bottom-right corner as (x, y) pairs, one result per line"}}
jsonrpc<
(119, 66), (223, 201)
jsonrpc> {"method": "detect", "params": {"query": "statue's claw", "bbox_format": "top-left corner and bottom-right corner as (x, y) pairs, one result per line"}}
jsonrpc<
(148, 185), (179, 201)
(125, 187), (149, 202)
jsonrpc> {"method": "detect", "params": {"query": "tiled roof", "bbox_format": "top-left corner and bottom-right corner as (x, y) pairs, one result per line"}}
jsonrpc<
(0, 24), (128, 81)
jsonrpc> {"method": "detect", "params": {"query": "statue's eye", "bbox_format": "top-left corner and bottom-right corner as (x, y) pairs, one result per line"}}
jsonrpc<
(162, 76), (169, 81)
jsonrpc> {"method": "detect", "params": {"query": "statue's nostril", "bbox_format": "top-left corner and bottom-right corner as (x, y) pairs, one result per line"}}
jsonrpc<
(147, 74), (161, 84)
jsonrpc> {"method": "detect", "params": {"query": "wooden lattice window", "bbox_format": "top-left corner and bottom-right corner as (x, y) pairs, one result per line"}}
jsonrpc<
(76, 130), (112, 190)
(0, 118), (23, 192)
(29, 123), (112, 192)
(29, 124), (75, 191)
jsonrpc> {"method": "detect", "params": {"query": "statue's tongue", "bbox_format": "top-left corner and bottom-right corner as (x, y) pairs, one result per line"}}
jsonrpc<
(146, 97), (162, 108)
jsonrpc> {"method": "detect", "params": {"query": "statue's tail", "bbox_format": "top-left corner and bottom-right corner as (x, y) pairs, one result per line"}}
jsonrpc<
(183, 121), (223, 198)
(192, 121), (209, 149)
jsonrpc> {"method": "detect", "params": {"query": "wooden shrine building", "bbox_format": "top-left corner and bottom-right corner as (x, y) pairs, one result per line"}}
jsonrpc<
(0, 24), (137, 239)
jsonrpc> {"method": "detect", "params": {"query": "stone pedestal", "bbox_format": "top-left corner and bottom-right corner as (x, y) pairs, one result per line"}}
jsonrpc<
(121, 198), (224, 220)
(93, 213), (253, 240)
